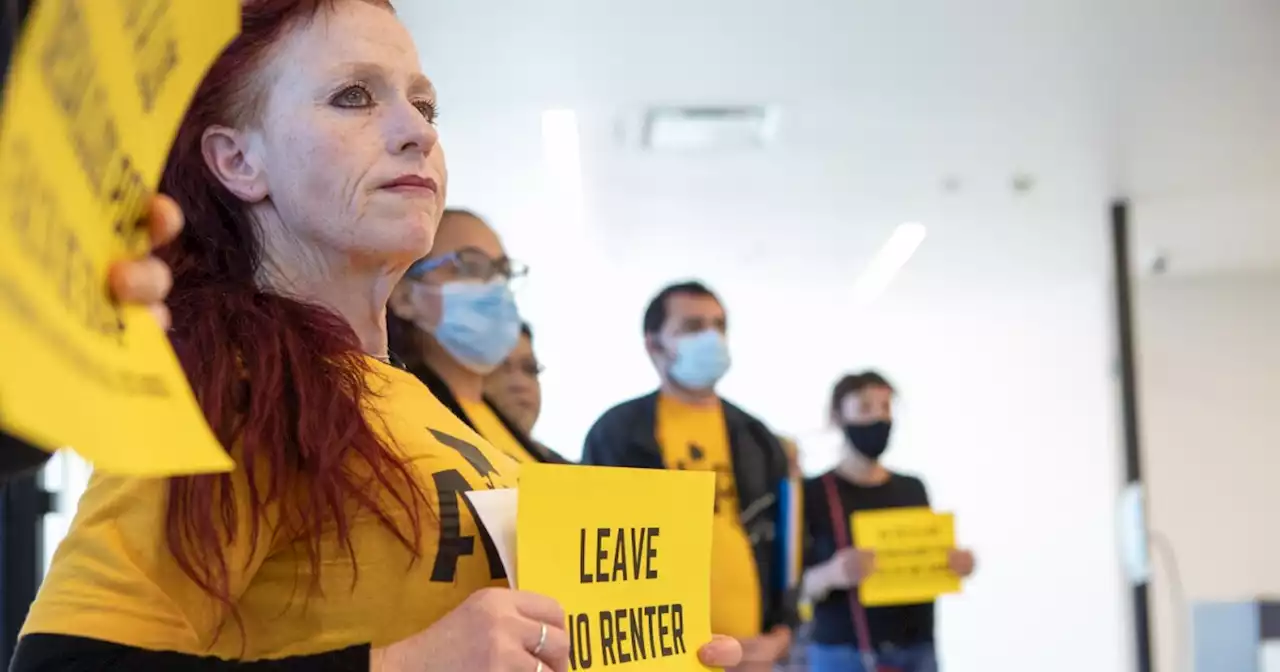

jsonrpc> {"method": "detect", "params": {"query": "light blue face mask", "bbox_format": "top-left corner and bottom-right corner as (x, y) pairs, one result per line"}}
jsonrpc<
(430, 281), (522, 374)
(668, 329), (731, 390)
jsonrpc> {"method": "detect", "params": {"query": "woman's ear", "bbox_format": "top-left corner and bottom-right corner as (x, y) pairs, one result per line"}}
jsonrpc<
(201, 125), (268, 202)
(644, 333), (666, 361)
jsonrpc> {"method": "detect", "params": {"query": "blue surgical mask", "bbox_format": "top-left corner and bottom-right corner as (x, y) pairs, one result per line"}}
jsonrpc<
(668, 330), (731, 390)
(429, 281), (522, 374)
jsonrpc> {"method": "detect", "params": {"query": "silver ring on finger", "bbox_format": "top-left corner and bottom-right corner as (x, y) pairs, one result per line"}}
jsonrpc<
(535, 661), (544, 672)
(532, 622), (548, 657)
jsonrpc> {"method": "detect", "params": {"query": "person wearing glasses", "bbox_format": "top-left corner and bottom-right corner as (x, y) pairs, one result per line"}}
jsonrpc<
(484, 322), (544, 436)
(388, 209), (567, 465)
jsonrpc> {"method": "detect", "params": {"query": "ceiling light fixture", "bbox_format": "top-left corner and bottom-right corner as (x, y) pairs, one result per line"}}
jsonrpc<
(640, 105), (778, 152)
(851, 222), (927, 305)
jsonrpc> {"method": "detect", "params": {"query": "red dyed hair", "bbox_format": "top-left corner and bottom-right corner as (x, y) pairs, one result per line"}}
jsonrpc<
(157, 0), (422, 635)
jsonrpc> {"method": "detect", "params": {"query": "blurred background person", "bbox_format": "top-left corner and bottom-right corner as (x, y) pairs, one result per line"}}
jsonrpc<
(483, 322), (543, 436)
(388, 209), (567, 464)
(801, 371), (976, 672)
(778, 435), (801, 478)
(582, 280), (793, 668)
(482, 321), (566, 461)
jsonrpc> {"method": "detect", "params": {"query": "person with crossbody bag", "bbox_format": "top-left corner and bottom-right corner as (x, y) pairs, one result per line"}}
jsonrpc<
(800, 372), (975, 672)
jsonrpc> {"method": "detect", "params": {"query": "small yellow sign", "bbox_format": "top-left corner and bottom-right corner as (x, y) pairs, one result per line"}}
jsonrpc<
(0, 0), (239, 474)
(852, 507), (960, 607)
(518, 464), (715, 672)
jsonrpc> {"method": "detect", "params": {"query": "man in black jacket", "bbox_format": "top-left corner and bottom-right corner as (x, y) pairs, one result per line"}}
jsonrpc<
(582, 280), (794, 668)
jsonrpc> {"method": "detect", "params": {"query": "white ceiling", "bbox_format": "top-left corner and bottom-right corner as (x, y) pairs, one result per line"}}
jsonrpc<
(399, 0), (1280, 285)
(1113, 0), (1280, 277)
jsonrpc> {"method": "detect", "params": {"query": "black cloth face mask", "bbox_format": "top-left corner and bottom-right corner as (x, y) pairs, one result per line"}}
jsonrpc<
(841, 421), (893, 461)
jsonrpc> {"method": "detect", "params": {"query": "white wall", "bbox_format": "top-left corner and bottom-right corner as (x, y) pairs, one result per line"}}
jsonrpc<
(1136, 273), (1280, 672)
(39, 449), (93, 574)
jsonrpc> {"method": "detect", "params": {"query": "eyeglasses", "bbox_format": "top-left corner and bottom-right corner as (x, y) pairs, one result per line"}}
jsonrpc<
(496, 357), (543, 379)
(408, 247), (529, 283)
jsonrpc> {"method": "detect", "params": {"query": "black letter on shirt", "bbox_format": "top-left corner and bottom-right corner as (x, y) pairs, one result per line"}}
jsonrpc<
(430, 429), (501, 486)
(430, 469), (504, 582)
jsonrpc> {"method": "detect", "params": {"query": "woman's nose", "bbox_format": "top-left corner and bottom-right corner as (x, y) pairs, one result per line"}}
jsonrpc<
(386, 102), (438, 156)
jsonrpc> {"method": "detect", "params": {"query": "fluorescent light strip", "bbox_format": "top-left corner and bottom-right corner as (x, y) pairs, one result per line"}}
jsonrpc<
(851, 222), (927, 305)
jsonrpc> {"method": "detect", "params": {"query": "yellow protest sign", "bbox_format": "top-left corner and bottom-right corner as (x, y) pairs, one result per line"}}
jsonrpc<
(852, 507), (960, 607)
(0, 0), (239, 474)
(518, 464), (715, 672)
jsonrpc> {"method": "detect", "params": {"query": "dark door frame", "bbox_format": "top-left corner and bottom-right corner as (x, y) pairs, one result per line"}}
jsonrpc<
(2, 1), (47, 665)
(1, 474), (51, 665)
(1111, 198), (1155, 672)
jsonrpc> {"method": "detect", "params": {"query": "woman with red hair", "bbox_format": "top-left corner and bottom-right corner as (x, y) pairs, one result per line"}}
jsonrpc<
(12, 1), (741, 670)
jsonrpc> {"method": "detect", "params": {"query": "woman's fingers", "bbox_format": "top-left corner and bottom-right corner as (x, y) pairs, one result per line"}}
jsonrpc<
(148, 303), (172, 331)
(511, 589), (567, 626)
(146, 194), (184, 247)
(107, 256), (172, 305)
(526, 618), (571, 672)
(507, 592), (569, 672)
(100, 195), (181, 324)
(697, 634), (743, 668)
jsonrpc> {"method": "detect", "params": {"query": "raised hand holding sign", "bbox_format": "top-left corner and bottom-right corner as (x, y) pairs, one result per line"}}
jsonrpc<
(0, 0), (238, 475)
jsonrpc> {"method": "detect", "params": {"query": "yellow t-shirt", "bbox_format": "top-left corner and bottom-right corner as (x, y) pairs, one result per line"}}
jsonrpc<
(22, 359), (521, 660)
(655, 394), (763, 639)
(460, 399), (537, 464)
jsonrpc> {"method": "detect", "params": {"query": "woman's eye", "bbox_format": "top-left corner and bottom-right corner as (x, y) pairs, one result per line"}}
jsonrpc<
(414, 100), (439, 124)
(333, 85), (372, 108)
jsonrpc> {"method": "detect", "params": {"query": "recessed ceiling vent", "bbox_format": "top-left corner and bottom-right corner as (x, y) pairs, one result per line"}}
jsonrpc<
(638, 105), (778, 152)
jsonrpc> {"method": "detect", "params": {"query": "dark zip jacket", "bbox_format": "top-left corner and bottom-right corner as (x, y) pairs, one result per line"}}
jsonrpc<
(580, 391), (797, 631)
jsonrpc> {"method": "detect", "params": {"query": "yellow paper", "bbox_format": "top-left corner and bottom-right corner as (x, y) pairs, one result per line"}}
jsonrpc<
(518, 464), (715, 672)
(851, 507), (961, 607)
(0, 0), (239, 475)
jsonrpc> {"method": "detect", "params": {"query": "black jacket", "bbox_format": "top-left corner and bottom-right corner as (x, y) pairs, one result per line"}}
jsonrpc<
(580, 392), (796, 631)
(1, 431), (52, 481)
(406, 363), (570, 464)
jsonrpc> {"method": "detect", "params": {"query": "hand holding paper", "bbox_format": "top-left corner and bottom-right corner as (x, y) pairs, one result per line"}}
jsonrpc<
(739, 625), (791, 665)
(371, 588), (570, 672)
(519, 465), (715, 671)
(107, 195), (184, 330)
(947, 548), (977, 577)
(831, 547), (878, 588)
(470, 464), (724, 671)
(0, 0), (238, 475)
(696, 636), (743, 669)
(851, 507), (963, 607)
